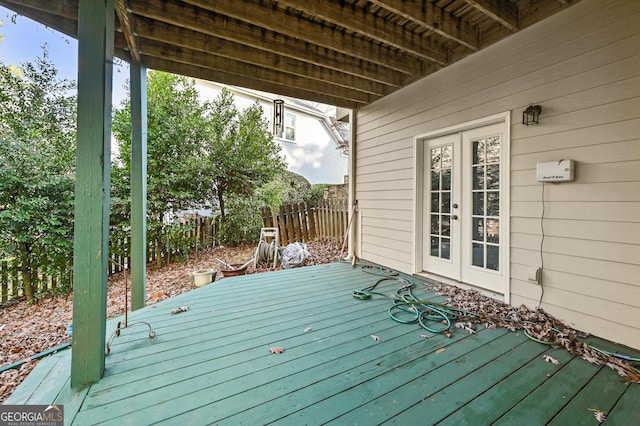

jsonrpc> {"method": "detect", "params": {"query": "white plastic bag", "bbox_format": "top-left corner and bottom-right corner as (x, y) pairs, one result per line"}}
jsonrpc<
(280, 242), (309, 269)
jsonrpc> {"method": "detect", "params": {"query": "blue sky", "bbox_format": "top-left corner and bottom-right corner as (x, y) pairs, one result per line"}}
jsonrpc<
(0, 6), (129, 106)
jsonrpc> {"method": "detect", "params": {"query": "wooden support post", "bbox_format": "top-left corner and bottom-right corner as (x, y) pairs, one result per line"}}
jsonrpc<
(130, 62), (147, 311)
(71, 0), (114, 390)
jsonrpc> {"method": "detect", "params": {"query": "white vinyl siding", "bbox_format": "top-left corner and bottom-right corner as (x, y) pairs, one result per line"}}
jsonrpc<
(354, 0), (640, 349)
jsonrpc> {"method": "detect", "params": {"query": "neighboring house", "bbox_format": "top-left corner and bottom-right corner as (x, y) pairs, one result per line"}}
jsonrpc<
(351, 0), (640, 349)
(196, 80), (348, 185)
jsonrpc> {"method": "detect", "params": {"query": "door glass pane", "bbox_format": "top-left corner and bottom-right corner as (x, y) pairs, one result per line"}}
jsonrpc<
(429, 145), (453, 260)
(485, 137), (500, 162)
(473, 192), (484, 215)
(441, 192), (451, 213)
(431, 237), (439, 256)
(441, 169), (451, 190)
(487, 164), (500, 189)
(431, 148), (441, 169)
(487, 245), (499, 270)
(431, 215), (440, 235)
(487, 191), (499, 216)
(473, 141), (485, 164)
(486, 219), (499, 243)
(431, 193), (439, 212)
(442, 146), (452, 168)
(472, 243), (484, 267)
(431, 171), (440, 190)
(472, 218), (484, 241)
(442, 216), (451, 236)
(469, 135), (500, 272)
(472, 166), (484, 190)
(441, 238), (450, 260)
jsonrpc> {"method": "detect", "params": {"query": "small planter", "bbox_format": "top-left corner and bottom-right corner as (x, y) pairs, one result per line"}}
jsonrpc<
(192, 269), (217, 287)
(221, 263), (249, 277)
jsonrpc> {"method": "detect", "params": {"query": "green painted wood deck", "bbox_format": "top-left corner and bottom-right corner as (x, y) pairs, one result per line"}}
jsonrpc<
(6, 261), (640, 425)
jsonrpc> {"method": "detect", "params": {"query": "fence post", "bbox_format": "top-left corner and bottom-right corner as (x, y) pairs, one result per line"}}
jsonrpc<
(1, 260), (7, 302)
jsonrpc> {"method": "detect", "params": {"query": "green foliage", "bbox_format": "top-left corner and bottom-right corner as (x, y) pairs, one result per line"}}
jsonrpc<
(112, 76), (285, 250)
(203, 92), (287, 224)
(112, 71), (210, 264)
(307, 184), (329, 206)
(0, 48), (76, 300)
(217, 193), (263, 246)
(257, 172), (328, 210)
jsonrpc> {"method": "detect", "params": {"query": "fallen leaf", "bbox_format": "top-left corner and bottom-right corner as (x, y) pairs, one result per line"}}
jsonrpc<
(171, 306), (189, 314)
(152, 291), (165, 302)
(587, 409), (606, 424)
(304, 327), (313, 333)
(269, 346), (284, 354)
(420, 334), (429, 339)
(435, 348), (446, 354)
(543, 354), (560, 365)
(371, 335), (382, 342)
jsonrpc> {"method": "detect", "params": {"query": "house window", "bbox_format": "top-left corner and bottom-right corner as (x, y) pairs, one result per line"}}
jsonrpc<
(284, 113), (296, 141)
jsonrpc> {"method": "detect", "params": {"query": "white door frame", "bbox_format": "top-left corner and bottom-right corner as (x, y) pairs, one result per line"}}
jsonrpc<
(412, 112), (511, 302)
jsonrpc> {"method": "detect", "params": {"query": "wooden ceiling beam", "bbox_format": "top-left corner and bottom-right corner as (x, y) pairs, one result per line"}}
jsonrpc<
(0, 1), (77, 38)
(0, 0), (76, 20)
(114, 0), (140, 63)
(138, 39), (378, 105)
(133, 14), (404, 88)
(135, 20), (393, 97)
(465, 0), (519, 31)
(141, 55), (367, 110)
(179, 0), (426, 75)
(276, 0), (448, 65)
(368, 0), (480, 51)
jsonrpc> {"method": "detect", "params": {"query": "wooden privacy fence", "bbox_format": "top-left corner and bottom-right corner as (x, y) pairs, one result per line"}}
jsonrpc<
(1, 216), (217, 302)
(0, 260), (72, 303)
(260, 199), (350, 246)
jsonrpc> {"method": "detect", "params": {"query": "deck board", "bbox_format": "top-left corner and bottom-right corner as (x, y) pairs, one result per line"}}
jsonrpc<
(6, 261), (640, 425)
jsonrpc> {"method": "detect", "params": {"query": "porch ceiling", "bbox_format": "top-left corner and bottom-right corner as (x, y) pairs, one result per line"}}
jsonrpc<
(0, 0), (579, 109)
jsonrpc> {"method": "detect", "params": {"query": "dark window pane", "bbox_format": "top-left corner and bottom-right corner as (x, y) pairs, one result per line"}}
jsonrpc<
(441, 238), (450, 260)
(431, 171), (440, 190)
(487, 164), (500, 189)
(473, 192), (484, 215)
(487, 245), (499, 270)
(442, 216), (450, 236)
(431, 215), (440, 235)
(472, 218), (484, 241)
(441, 169), (451, 190)
(472, 243), (484, 267)
(441, 192), (451, 213)
(431, 237), (439, 257)
(473, 166), (484, 190)
(487, 191), (499, 216)
(473, 141), (485, 165)
(431, 193), (439, 212)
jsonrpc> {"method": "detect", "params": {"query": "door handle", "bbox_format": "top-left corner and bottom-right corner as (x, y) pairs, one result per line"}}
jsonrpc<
(452, 203), (459, 209)
(452, 215), (459, 220)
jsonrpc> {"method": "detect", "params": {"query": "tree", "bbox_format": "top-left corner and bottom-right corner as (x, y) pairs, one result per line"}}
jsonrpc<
(0, 48), (76, 301)
(112, 71), (210, 266)
(204, 90), (286, 220)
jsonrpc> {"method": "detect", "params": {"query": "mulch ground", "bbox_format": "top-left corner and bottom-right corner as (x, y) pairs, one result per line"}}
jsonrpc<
(0, 240), (343, 402)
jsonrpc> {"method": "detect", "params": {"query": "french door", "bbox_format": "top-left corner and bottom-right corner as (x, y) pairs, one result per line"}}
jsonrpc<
(421, 123), (506, 294)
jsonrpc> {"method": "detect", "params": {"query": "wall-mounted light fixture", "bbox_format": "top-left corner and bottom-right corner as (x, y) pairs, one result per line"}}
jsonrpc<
(522, 104), (542, 126)
(273, 99), (284, 138)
